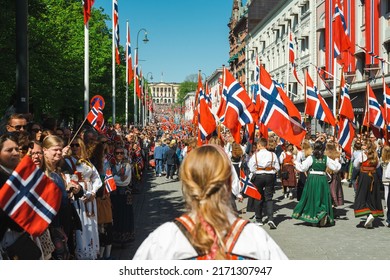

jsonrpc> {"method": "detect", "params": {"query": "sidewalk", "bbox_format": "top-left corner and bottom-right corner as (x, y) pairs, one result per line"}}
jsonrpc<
(112, 173), (390, 260)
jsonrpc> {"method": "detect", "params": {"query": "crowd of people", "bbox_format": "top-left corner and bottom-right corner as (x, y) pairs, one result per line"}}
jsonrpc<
(1, 111), (389, 260)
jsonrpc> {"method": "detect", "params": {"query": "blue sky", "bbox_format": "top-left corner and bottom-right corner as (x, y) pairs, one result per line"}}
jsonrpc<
(94, 0), (233, 83)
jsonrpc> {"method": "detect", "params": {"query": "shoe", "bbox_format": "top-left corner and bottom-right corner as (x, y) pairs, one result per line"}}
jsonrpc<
(267, 221), (277, 229)
(319, 215), (328, 227)
(385, 221), (390, 227)
(364, 214), (374, 228)
(289, 193), (293, 200)
(255, 221), (264, 226)
(341, 179), (348, 183)
(284, 193), (288, 199)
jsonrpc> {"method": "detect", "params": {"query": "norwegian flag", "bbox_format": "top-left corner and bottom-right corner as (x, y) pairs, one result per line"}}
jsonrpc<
(221, 67), (256, 143)
(205, 82), (212, 108)
(289, 31), (302, 86)
(197, 75), (216, 144)
(366, 83), (385, 129)
(304, 71), (336, 126)
(0, 156), (62, 237)
(316, 66), (332, 94)
(135, 53), (141, 98)
(333, 0), (351, 66)
(126, 22), (133, 83)
(365, 0), (380, 65)
(216, 70), (227, 121)
(259, 65), (306, 148)
(114, 0), (120, 65)
(337, 116), (355, 158)
(104, 168), (117, 193)
(253, 54), (261, 113)
(339, 71), (355, 123)
(83, 0), (95, 25)
(87, 102), (106, 133)
(239, 170), (261, 200)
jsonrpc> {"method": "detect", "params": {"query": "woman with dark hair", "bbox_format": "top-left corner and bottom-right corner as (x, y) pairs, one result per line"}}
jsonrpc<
(353, 141), (384, 228)
(292, 141), (341, 227)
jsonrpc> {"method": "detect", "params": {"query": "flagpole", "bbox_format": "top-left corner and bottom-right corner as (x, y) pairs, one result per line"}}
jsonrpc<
(112, 0), (116, 125)
(333, 57), (337, 135)
(125, 20), (129, 128)
(84, 20), (89, 118)
(134, 48), (137, 125)
(68, 118), (88, 146)
(286, 25), (290, 97)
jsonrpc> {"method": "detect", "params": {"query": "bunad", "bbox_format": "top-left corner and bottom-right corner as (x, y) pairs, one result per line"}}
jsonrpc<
(279, 151), (297, 199)
(64, 157), (102, 259)
(295, 150), (307, 201)
(353, 153), (384, 225)
(133, 212), (288, 260)
(110, 159), (135, 244)
(292, 156), (341, 226)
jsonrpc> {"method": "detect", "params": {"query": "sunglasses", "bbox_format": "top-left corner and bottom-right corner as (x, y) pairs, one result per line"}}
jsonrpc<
(9, 125), (27, 131)
(31, 128), (42, 133)
(115, 151), (124, 155)
(70, 143), (80, 148)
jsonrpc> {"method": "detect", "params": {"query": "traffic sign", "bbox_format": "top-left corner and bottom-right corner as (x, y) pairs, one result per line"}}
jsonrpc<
(90, 95), (105, 110)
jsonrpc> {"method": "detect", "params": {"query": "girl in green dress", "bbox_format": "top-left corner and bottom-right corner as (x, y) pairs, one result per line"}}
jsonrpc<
(292, 141), (341, 227)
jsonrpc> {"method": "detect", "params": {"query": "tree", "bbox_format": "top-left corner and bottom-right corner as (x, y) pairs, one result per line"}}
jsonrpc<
(177, 81), (196, 105)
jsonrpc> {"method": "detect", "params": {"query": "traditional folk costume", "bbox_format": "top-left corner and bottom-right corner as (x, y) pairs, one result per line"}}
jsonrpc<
(64, 157), (102, 259)
(279, 151), (296, 199)
(353, 153), (384, 225)
(133, 212), (287, 260)
(292, 155), (341, 226)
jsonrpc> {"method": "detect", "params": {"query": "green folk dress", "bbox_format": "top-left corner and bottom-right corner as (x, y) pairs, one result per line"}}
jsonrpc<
(292, 156), (334, 225)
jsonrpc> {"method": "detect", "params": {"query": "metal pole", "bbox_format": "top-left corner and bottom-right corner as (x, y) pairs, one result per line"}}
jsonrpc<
(112, 0), (116, 124)
(125, 20), (129, 127)
(15, 0), (29, 114)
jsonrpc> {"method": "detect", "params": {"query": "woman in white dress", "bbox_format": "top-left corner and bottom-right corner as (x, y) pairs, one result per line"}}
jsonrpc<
(64, 137), (102, 259)
(133, 144), (287, 260)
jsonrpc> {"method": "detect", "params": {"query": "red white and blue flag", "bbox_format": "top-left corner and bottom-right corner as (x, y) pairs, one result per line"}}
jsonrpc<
(289, 31), (302, 86)
(367, 83), (385, 129)
(197, 75), (216, 144)
(0, 156), (62, 236)
(221, 67), (256, 143)
(87, 102), (106, 133)
(126, 22), (134, 83)
(304, 71), (336, 126)
(365, 0), (380, 65)
(104, 168), (117, 193)
(337, 116), (355, 158)
(83, 0), (95, 25)
(259, 65), (306, 148)
(114, 0), (120, 65)
(240, 170), (261, 200)
(333, 0), (351, 66)
(339, 71), (355, 123)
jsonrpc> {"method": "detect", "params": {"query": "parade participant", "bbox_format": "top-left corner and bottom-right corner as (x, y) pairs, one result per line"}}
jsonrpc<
(295, 139), (312, 201)
(164, 140), (178, 180)
(63, 137), (102, 259)
(349, 140), (362, 191)
(381, 145), (390, 227)
(43, 135), (82, 259)
(153, 140), (163, 177)
(133, 145), (287, 260)
(292, 141), (341, 227)
(324, 141), (344, 211)
(110, 146), (135, 245)
(279, 143), (297, 200)
(248, 138), (280, 229)
(353, 141), (384, 228)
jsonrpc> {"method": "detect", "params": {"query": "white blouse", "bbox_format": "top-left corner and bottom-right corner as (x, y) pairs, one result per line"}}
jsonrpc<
(133, 213), (288, 260)
(294, 156), (341, 173)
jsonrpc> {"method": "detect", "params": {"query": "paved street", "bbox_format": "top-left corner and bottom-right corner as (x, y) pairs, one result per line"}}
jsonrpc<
(112, 171), (390, 260)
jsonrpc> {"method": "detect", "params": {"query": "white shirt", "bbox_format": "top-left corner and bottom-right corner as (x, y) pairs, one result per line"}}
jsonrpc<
(133, 212), (288, 260)
(248, 149), (280, 174)
(294, 156), (341, 173)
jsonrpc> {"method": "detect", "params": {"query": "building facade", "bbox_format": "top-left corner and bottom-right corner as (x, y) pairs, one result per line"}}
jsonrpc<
(229, 0), (390, 132)
(149, 82), (180, 105)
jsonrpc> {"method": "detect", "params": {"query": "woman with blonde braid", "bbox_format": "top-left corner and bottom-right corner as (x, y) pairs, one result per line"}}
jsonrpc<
(133, 144), (287, 260)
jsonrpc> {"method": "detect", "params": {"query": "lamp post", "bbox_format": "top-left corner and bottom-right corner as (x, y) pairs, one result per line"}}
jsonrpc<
(144, 72), (153, 126)
(134, 28), (149, 126)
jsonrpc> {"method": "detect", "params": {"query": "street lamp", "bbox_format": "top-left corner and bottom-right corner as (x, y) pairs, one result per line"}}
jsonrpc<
(134, 28), (149, 126)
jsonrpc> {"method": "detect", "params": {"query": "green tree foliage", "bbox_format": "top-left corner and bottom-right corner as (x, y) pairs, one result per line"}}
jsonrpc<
(0, 0), (131, 127)
(177, 81), (196, 105)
